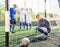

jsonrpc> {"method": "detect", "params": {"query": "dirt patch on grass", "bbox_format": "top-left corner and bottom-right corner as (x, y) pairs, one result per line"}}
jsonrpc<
(28, 32), (60, 47)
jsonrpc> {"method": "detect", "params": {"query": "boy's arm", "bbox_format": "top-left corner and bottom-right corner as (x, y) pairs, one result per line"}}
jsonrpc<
(45, 20), (51, 33)
(10, 8), (12, 19)
(44, 19), (50, 27)
(14, 10), (16, 14)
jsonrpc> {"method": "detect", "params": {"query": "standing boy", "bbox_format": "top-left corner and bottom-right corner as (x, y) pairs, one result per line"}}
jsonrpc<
(25, 8), (32, 30)
(10, 4), (17, 33)
(20, 8), (25, 29)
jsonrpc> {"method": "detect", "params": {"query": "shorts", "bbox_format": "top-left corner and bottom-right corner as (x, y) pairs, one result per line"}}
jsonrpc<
(10, 19), (16, 24)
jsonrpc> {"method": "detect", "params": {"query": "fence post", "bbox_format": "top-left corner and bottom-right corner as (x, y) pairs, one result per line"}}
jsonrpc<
(45, 0), (47, 18)
(5, 0), (10, 47)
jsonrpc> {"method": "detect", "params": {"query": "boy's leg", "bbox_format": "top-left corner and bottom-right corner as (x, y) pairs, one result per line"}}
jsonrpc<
(20, 23), (22, 29)
(13, 24), (14, 32)
(37, 27), (48, 35)
(10, 19), (15, 33)
(10, 19), (12, 32)
(26, 23), (28, 30)
(37, 27), (48, 39)
(10, 24), (14, 32)
(29, 23), (32, 29)
(23, 22), (25, 29)
(13, 19), (16, 33)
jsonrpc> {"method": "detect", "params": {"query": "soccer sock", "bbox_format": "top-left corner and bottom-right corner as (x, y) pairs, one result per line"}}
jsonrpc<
(26, 23), (28, 30)
(13, 25), (14, 32)
(10, 24), (13, 32)
(23, 23), (25, 29)
(20, 23), (22, 29)
(29, 24), (32, 29)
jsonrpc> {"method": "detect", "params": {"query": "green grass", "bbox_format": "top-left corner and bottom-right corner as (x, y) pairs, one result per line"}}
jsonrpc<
(0, 26), (36, 47)
(0, 26), (60, 47)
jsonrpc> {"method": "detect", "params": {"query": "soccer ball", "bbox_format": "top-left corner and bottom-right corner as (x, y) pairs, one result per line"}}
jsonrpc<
(21, 38), (30, 46)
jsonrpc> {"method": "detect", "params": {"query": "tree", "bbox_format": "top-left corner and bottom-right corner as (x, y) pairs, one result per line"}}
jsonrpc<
(0, 4), (5, 22)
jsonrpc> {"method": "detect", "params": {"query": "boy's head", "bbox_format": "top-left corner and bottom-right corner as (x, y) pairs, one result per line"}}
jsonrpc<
(29, 8), (32, 13)
(26, 8), (28, 11)
(13, 4), (17, 9)
(36, 14), (41, 21)
(21, 8), (24, 11)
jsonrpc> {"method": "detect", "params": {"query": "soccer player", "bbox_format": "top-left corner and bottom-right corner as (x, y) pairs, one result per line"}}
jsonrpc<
(20, 8), (25, 29)
(25, 8), (32, 30)
(10, 4), (17, 33)
(36, 14), (51, 39)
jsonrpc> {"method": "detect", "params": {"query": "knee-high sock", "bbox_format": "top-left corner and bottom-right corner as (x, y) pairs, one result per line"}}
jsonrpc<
(26, 23), (28, 30)
(20, 23), (22, 29)
(23, 23), (25, 29)
(10, 24), (14, 32)
(29, 23), (32, 29)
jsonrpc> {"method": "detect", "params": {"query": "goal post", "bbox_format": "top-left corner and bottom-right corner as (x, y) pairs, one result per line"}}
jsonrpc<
(5, 0), (10, 47)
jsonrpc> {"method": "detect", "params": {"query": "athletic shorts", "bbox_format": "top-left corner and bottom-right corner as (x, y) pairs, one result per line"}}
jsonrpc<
(10, 19), (16, 24)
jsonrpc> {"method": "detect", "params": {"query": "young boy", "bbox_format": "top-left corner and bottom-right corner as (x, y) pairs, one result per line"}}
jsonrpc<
(25, 8), (32, 30)
(36, 14), (51, 39)
(10, 4), (17, 33)
(20, 8), (25, 29)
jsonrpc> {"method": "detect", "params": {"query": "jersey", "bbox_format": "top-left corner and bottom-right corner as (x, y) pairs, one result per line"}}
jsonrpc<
(25, 11), (31, 23)
(20, 10), (25, 22)
(10, 8), (16, 19)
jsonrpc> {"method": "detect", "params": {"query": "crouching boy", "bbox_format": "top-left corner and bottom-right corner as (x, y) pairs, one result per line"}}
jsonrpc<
(36, 14), (51, 40)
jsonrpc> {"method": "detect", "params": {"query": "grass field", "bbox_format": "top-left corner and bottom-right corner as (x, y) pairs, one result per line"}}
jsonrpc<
(0, 26), (60, 47)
